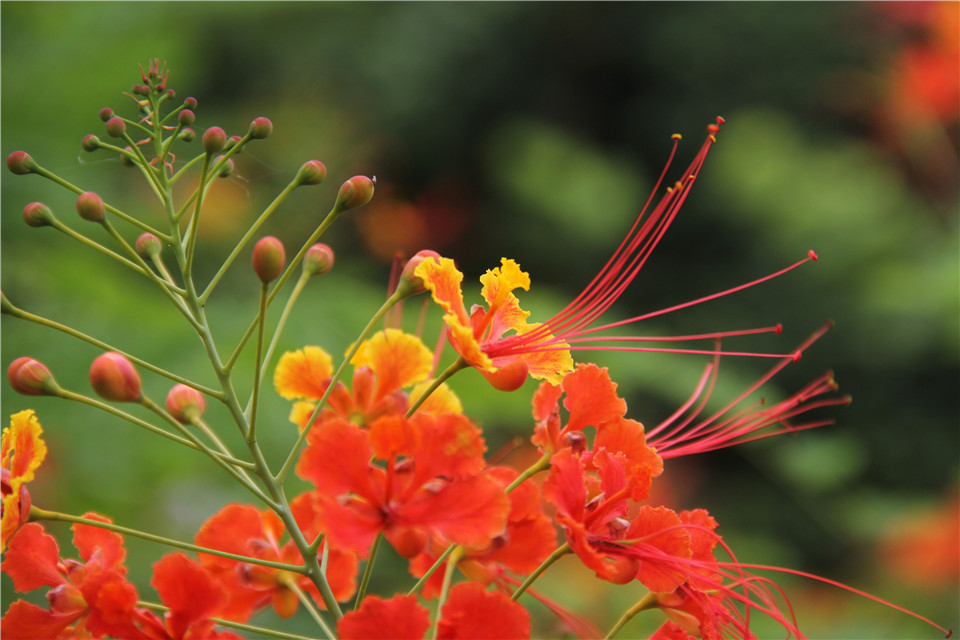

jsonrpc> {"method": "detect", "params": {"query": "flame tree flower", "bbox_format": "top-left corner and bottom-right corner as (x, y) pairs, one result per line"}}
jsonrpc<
(1, 409), (47, 552)
(415, 118), (817, 394)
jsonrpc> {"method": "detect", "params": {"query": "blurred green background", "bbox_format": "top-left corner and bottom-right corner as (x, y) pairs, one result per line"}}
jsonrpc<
(2, 2), (957, 638)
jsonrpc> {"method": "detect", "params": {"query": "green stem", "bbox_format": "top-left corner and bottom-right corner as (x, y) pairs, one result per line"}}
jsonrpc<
(1, 301), (219, 397)
(257, 272), (309, 387)
(138, 395), (273, 505)
(511, 542), (571, 602)
(247, 282), (269, 443)
(405, 357), (468, 418)
(183, 154), (211, 277)
(224, 205), (346, 373)
(282, 575), (337, 640)
(431, 546), (464, 640)
(408, 544), (457, 596)
(30, 164), (163, 236)
(200, 176), (303, 305)
(504, 451), (552, 494)
(170, 153), (206, 186)
(30, 507), (303, 573)
(47, 219), (152, 277)
(276, 289), (403, 483)
(353, 532), (383, 609)
(137, 601), (323, 640)
(605, 592), (658, 640)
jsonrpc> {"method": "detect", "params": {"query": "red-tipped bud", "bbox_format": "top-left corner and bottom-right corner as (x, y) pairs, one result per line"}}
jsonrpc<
(296, 160), (327, 186)
(335, 176), (375, 211)
(7, 151), (37, 175)
(252, 236), (286, 283)
(165, 384), (206, 424)
(202, 126), (226, 154)
(178, 128), (195, 142)
(8, 357), (59, 396)
(480, 359), (529, 392)
(225, 135), (242, 151)
(90, 352), (142, 402)
(184, 97), (197, 109)
(99, 107), (114, 122)
(249, 117), (273, 139)
(136, 233), (162, 259)
(303, 243), (335, 276)
(120, 147), (135, 167)
(178, 109), (195, 126)
(105, 117), (126, 138)
(215, 156), (234, 178)
(22, 202), (56, 228)
(164, 89), (175, 99)
(81, 134), (100, 152)
(395, 250), (441, 298)
(76, 192), (105, 222)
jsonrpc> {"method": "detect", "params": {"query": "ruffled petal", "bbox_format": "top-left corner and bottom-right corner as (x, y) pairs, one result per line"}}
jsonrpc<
(1, 522), (64, 592)
(561, 363), (627, 432)
(72, 512), (126, 570)
(2, 410), (47, 483)
(273, 346), (334, 400)
(338, 594), (429, 640)
(151, 552), (226, 639)
(351, 329), (433, 397)
(437, 582), (531, 639)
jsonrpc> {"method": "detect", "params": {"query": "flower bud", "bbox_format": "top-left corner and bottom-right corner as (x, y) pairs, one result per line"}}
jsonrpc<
(120, 147), (135, 167)
(395, 250), (441, 298)
(165, 384), (206, 424)
(252, 236), (286, 283)
(22, 202), (56, 228)
(99, 107), (114, 122)
(202, 126), (226, 154)
(7, 357), (59, 396)
(90, 352), (142, 402)
(303, 243), (335, 276)
(178, 128), (195, 143)
(215, 156), (234, 178)
(7, 151), (37, 175)
(81, 134), (100, 152)
(76, 192), (105, 222)
(248, 117), (273, 139)
(178, 109), (195, 126)
(225, 135), (243, 152)
(105, 117), (126, 138)
(296, 160), (327, 186)
(136, 233), (162, 259)
(184, 97), (198, 109)
(335, 176), (375, 211)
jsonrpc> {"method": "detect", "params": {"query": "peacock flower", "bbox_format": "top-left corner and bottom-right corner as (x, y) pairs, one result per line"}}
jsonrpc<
(1, 409), (47, 552)
(275, 329), (461, 429)
(416, 118), (818, 393)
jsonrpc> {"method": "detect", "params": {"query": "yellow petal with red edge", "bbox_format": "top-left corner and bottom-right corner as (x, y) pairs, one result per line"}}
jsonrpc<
(415, 256), (470, 326)
(480, 258), (530, 311)
(350, 329), (433, 394)
(1, 410), (47, 483)
(409, 381), (463, 415)
(274, 346), (334, 400)
(1, 488), (23, 553)
(289, 400), (319, 430)
(448, 318), (495, 372)
(497, 323), (573, 386)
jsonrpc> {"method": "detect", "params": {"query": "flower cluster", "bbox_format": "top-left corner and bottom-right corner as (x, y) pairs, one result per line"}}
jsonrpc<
(2, 61), (950, 640)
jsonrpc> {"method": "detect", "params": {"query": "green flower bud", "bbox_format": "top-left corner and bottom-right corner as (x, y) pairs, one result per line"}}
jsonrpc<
(90, 352), (142, 402)
(249, 117), (273, 139)
(99, 107), (115, 122)
(202, 126), (227, 154)
(184, 97), (198, 109)
(82, 134), (100, 152)
(252, 236), (286, 283)
(336, 175), (375, 211)
(303, 243), (335, 276)
(178, 128), (195, 143)
(7, 151), (37, 175)
(76, 192), (105, 222)
(22, 202), (56, 228)
(105, 117), (126, 138)
(296, 160), (327, 186)
(178, 109), (195, 126)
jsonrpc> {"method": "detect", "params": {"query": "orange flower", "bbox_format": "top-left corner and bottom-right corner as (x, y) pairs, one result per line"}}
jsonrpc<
(1, 409), (47, 552)
(275, 329), (460, 429)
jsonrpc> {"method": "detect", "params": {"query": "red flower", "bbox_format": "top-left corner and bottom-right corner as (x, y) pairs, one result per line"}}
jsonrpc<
(296, 413), (509, 559)
(1, 516), (143, 639)
(194, 500), (358, 621)
(409, 465), (557, 599)
(337, 583), (531, 639)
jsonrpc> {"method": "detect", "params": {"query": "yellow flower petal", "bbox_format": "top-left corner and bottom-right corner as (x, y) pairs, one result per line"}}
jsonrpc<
(350, 329), (433, 394)
(409, 381), (464, 415)
(274, 346), (334, 400)
(1, 409), (47, 484)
